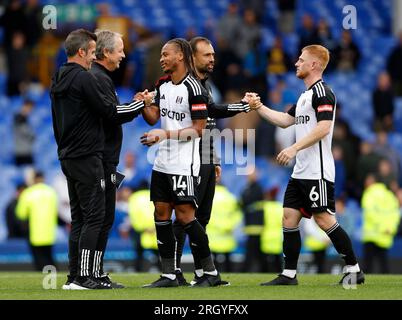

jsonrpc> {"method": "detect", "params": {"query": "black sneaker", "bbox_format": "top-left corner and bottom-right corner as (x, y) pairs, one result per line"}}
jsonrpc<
(190, 273), (203, 286)
(98, 273), (125, 289)
(175, 271), (189, 286)
(260, 274), (298, 286)
(192, 273), (227, 287)
(339, 271), (365, 285)
(69, 276), (113, 290)
(142, 276), (179, 288)
(61, 275), (75, 290)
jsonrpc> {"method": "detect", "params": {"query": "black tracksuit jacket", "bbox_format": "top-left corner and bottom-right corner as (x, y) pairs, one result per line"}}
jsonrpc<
(50, 62), (144, 160)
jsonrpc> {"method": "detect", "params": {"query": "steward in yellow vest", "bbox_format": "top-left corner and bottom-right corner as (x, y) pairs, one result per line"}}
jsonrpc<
(361, 175), (401, 273)
(207, 184), (242, 272)
(128, 186), (160, 272)
(16, 171), (58, 271)
(260, 199), (283, 272)
(302, 218), (330, 273)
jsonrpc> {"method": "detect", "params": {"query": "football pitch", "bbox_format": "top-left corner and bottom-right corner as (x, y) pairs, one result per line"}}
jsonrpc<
(0, 272), (401, 300)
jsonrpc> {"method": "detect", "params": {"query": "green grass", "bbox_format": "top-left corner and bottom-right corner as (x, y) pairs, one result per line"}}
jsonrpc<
(0, 272), (401, 300)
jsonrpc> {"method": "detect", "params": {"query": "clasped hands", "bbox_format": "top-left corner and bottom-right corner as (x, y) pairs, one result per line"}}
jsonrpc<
(242, 92), (263, 110)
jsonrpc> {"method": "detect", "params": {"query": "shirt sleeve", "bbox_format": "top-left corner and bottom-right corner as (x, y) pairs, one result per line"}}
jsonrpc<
(153, 87), (160, 107)
(188, 87), (208, 120)
(312, 89), (335, 122)
(287, 104), (296, 117)
(81, 72), (144, 123)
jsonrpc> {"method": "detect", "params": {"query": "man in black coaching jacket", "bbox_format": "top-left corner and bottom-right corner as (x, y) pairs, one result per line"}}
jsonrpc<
(50, 29), (151, 290)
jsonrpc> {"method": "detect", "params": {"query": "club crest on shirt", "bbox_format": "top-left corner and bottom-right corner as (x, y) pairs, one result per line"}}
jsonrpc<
(111, 173), (116, 185)
(176, 96), (183, 104)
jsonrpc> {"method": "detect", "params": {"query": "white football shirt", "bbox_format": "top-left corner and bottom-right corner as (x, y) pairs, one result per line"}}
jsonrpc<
(152, 74), (208, 176)
(287, 79), (336, 182)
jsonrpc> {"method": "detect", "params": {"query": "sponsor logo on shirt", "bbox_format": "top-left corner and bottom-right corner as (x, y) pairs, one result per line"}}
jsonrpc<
(317, 104), (333, 112)
(191, 103), (207, 111)
(295, 115), (310, 125)
(160, 108), (186, 121)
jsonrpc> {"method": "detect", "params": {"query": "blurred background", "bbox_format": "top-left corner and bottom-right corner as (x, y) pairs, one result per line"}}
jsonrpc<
(0, 0), (402, 274)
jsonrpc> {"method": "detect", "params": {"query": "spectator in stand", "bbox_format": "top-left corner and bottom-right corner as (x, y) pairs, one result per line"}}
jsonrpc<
(0, 0), (28, 48)
(332, 117), (360, 198)
(235, 9), (261, 60)
(215, 2), (242, 53)
(333, 30), (361, 72)
(214, 38), (244, 95)
(298, 14), (318, 53)
(386, 30), (402, 96)
(266, 36), (294, 77)
(356, 141), (383, 198)
(24, 0), (43, 48)
(0, 0), (30, 96)
(239, 0), (265, 22)
(372, 72), (395, 132)
(6, 32), (30, 96)
(13, 99), (35, 166)
(316, 19), (336, 71)
(243, 38), (268, 100)
(276, 0), (296, 34)
(377, 159), (399, 194)
(316, 19), (336, 52)
(373, 130), (400, 181)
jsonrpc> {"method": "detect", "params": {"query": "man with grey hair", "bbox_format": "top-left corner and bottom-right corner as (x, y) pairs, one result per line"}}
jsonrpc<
(88, 30), (136, 288)
(51, 29), (151, 290)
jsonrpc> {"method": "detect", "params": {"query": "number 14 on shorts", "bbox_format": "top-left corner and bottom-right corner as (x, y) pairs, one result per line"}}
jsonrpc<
(172, 175), (187, 191)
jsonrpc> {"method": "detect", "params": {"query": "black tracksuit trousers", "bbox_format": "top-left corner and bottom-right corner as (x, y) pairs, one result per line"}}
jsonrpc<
(61, 155), (105, 278)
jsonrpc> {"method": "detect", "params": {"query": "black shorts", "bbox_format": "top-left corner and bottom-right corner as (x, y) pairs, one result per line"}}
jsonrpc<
(150, 170), (198, 207)
(283, 178), (335, 218)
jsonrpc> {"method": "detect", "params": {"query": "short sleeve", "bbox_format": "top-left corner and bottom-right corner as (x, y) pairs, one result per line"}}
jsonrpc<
(312, 86), (335, 121)
(153, 75), (170, 108)
(287, 104), (296, 117)
(189, 94), (208, 119)
(153, 87), (160, 107)
(185, 78), (208, 120)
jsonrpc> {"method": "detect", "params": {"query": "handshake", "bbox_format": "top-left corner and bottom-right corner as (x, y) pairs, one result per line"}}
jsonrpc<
(242, 92), (264, 111)
(134, 89), (155, 107)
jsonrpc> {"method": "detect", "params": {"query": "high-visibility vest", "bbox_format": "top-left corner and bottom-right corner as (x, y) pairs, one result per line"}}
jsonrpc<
(128, 189), (157, 250)
(207, 185), (242, 253)
(303, 219), (330, 252)
(260, 201), (283, 254)
(362, 183), (401, 249)
(16, 183), (58, 246)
